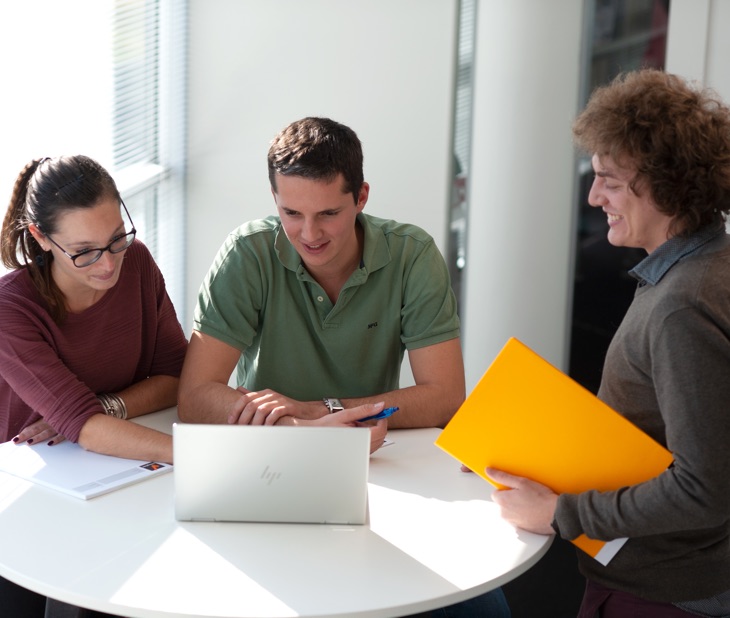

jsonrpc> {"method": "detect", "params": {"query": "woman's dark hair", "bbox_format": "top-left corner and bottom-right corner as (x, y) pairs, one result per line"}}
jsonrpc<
(267, 117), (365, 204)
(1, 155), (121, 322)
(573, 69), (730, 236)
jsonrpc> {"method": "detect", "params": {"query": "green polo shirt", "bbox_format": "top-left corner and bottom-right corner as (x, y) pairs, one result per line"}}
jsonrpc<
(194, 213), (460, 400)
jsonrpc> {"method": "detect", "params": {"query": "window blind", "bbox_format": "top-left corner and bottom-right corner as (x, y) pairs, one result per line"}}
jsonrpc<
(112, 0), (188, 326)
(0, 0), (187, 322)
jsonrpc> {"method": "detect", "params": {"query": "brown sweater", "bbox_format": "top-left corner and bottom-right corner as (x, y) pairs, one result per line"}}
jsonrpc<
(555, 226), (730, 603)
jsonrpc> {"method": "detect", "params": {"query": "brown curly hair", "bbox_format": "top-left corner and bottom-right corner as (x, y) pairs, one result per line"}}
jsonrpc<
(573, 69), (730, 236)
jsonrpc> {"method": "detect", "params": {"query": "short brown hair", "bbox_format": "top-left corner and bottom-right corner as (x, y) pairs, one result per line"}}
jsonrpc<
(267, 117), (364, 204)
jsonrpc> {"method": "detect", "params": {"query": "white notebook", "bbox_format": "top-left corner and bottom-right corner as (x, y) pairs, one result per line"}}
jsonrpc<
(0, 439), (172, 499)
(173, 423), (370, 524)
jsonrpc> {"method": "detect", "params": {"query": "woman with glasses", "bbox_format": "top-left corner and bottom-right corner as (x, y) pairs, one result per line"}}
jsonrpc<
(0, 155), (187, 615)
(0, 154), (187, 458)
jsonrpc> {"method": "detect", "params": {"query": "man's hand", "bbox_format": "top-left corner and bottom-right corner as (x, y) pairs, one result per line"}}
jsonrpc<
(309, 404), (389, 453)
(228, 393), (388, 453)
(227, 387), (324, 425)
(486, 468), (558, 536)
(13, 419), (65, 446)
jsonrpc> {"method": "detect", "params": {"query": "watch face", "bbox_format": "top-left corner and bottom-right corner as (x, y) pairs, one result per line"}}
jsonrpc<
(326, 398), (344, 412)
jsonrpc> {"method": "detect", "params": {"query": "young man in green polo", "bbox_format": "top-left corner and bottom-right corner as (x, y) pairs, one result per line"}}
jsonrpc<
(180, 117), (464, 434)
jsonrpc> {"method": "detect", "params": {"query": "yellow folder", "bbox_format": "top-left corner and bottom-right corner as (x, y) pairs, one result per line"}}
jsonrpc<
(435, 337), (673, 561)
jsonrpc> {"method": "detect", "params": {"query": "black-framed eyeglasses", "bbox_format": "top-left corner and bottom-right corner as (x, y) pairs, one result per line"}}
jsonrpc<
(44, 200), (137, 268)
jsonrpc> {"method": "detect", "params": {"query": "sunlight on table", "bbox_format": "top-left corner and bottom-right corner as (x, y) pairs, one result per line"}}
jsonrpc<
(0, 475), (32, 515)
(368, 483), (537, 589)
(110, 527), (298, 617)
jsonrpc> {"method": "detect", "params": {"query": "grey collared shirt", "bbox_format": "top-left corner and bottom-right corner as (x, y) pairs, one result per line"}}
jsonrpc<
(629, 222), (730, 616)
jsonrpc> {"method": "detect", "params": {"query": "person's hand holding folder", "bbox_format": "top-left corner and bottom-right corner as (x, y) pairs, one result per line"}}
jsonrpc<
(435, 337), (673, 566)
(486, 467), (559, 536)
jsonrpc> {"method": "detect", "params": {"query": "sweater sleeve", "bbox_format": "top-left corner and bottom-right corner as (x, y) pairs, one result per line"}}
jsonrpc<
(0, 292), (101, 443)
(555, 302), (730, 543)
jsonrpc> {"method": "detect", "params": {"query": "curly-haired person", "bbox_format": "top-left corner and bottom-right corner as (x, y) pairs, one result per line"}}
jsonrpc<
(488, 69), (730, 618)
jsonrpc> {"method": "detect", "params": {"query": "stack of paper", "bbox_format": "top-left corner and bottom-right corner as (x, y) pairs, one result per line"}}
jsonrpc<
(0, 439), (172, 499)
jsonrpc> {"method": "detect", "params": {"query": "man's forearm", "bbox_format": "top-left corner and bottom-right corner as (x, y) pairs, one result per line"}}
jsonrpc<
(177, 382), (241, 424)
(341, 384), (463, 429)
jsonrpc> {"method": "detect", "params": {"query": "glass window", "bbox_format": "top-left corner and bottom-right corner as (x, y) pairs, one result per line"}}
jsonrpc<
(446, 0), (477, 315)
(0, 0), (187, 323)
(569, 0), (671, 394)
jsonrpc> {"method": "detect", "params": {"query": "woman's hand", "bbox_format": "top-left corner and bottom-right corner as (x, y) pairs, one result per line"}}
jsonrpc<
(13, 419), (65, 446)
(486, 468), (559, 536)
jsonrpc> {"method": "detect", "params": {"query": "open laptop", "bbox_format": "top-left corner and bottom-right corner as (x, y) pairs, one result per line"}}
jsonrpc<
(173, 424), (370, 524)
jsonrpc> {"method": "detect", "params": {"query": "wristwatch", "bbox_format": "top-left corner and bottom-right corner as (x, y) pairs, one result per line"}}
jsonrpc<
(323, 397), (344, 413)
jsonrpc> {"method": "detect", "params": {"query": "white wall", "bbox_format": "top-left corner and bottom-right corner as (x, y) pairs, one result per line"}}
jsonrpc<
(462, 0), (584, 390)
(666, 0), (730, 236)
(0, 1), (114, 202)
(186, 0), (587, 393)
(665, 0), (730, 100)
(186, 0), (458, 339)
(187, 1), (730, 394)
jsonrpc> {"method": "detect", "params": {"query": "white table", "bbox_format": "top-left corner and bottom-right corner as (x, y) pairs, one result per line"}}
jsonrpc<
(0, 409), (552, 617)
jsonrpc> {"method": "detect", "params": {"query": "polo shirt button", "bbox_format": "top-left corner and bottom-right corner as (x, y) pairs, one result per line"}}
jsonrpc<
(317, 296), (324, 302)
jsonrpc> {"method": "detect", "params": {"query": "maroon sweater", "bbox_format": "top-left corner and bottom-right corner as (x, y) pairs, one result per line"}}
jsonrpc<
(0, 241), (187, 442)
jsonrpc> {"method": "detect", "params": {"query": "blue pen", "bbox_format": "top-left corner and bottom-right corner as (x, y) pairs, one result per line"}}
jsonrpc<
(358, 406), (399, 422)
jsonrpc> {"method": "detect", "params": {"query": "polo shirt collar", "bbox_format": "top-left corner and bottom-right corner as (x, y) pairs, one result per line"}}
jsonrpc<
(274, 224), (301, 272)
(273, 213), (392, 275)
(629, 223), (725, 286)
(358, 213), (391, 273)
